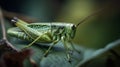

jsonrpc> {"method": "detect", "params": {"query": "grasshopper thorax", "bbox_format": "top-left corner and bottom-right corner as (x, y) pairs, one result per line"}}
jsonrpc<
(52, 23), (76, 39)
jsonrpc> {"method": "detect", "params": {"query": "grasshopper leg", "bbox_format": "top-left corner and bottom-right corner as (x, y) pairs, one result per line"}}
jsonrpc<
(23, 35), (42, 49)
(61, 36), (72, 63)
(40, 39), (59, 61)
(43, 37), (59, 57)
(69, 41), (81, 54)
(43, 42), (56, 57)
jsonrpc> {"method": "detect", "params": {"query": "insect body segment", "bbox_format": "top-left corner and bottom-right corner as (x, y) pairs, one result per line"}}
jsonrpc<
(7, 27), (33, 41)
(9, 17), (53, 43)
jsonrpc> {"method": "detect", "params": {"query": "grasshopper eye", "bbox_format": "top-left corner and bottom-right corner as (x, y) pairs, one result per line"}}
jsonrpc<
(70, 25), (76, 38)
(72, 25), (76, 30)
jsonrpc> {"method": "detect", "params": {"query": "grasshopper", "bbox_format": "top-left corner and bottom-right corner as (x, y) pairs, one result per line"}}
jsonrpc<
(7, 8), (104, 62)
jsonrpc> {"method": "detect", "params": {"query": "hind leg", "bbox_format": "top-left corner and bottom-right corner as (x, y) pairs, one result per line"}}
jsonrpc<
(23, 35), (42, 49)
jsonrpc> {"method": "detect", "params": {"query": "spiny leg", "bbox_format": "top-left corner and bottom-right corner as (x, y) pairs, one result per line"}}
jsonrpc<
(22, 35), (42, 49)
(39, 37), (59, 61)
(61, 36), (72, 63)
(69, 40), (81, 54)
(43, 26), (64, 56)
(43, 36), (59, 57)
(43, 41), (58, 57)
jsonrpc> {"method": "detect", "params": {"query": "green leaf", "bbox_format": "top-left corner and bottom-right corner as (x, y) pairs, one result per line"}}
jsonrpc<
(12, 39), (83, 67)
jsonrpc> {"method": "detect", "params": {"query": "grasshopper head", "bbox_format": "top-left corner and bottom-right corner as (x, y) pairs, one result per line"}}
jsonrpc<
(68, 24), (76, 38)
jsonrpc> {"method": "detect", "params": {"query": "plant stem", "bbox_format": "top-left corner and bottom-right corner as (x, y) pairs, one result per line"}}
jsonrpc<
(0, 8), (6, 40)
(0, 7), (18, 52)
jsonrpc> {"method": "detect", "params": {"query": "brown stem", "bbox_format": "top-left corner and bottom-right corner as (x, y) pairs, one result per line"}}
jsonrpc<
(0, 8), (6, 40)
(0, 7), (18, 52)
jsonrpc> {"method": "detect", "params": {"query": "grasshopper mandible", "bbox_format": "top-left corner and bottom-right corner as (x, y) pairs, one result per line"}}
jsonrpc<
(7, 8), (104, 62)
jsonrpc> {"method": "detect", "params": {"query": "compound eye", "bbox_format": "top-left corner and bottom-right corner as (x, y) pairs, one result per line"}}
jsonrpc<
(72, 25), (76, 30)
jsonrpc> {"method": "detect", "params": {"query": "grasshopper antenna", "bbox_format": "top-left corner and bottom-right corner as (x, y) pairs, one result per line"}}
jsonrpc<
(76, 6), (108, 28)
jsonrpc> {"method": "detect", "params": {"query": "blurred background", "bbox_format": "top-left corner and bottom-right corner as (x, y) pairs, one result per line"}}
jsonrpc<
(0, 0), (120, 49)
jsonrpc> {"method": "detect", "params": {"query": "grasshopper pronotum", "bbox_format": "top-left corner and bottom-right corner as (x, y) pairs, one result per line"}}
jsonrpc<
(7, 8), (104, 62)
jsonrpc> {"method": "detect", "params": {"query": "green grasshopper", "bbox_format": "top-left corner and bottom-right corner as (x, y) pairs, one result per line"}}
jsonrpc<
(7, 8), (104, 62)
